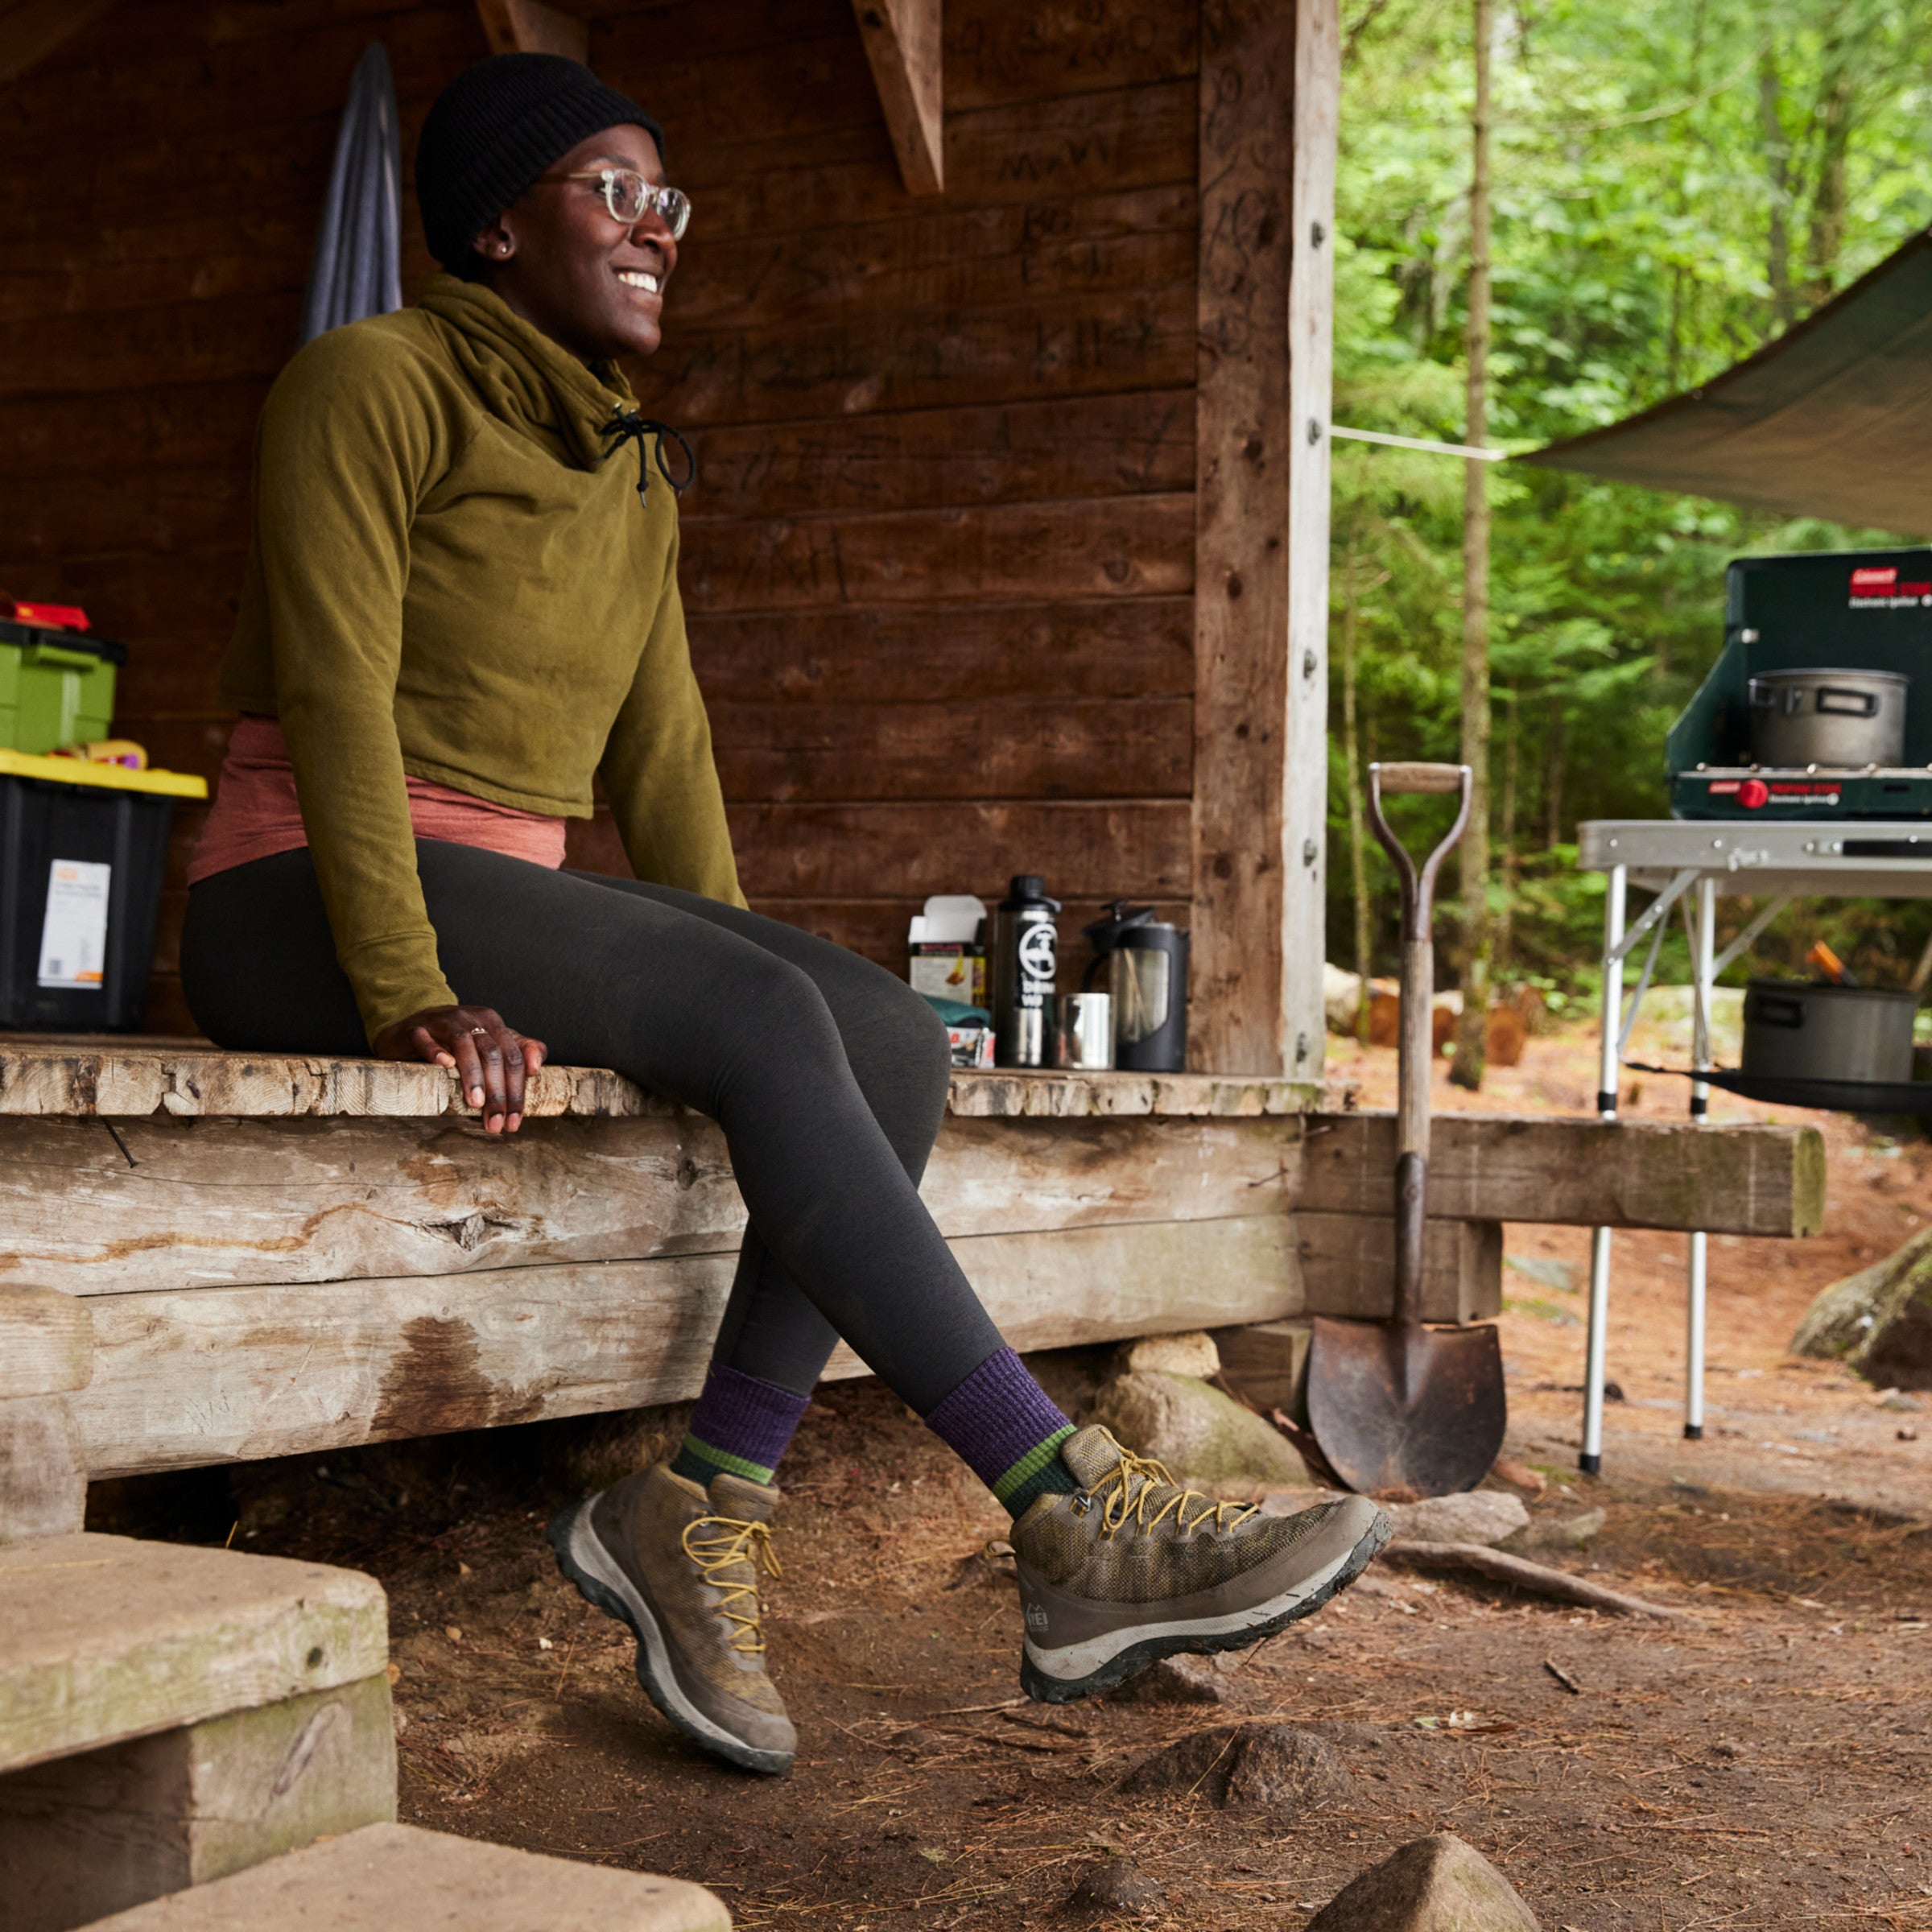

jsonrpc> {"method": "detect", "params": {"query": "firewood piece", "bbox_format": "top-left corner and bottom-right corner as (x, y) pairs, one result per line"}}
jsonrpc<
(1383, 1539), (1698, 1622)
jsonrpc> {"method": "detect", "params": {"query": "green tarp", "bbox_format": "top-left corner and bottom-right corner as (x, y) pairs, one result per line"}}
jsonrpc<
(1521, 228), (1932, 536)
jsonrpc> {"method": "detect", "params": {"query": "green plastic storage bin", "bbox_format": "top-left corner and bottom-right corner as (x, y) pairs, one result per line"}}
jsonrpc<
(0, 620), (126, 754)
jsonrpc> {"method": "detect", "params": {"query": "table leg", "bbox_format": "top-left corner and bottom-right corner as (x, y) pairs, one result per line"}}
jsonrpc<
(1684, 875), (1715, 1441)
(1582, 864), (1627, 1476)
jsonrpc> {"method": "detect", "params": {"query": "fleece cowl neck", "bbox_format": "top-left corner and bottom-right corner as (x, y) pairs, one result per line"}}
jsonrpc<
(414, 272), (635, 472)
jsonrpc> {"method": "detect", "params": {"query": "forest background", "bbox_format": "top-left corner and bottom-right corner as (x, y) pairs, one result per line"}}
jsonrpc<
(1327, 0), (1932, 1011)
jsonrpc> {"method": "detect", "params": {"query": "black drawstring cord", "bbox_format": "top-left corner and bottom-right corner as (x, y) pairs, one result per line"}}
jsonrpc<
(603, 410), (696, 503)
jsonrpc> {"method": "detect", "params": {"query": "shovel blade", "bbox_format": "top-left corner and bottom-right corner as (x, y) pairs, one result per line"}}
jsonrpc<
(1306, 1317), (1509, 1499)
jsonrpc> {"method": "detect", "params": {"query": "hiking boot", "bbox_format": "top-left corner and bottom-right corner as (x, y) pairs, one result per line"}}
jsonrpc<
(1009, 1425), (1391, 1703)
(548, 1461), (795, 1773)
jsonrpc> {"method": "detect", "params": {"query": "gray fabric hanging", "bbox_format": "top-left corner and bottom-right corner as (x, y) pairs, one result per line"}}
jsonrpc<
(299, 43), (403, 345)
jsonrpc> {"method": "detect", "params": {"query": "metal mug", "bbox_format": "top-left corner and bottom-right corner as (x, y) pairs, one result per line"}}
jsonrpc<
(1051, 992), (1113, 1070)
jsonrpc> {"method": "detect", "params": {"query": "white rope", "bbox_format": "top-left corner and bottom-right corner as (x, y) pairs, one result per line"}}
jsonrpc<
(1329, 425), (1509, 461)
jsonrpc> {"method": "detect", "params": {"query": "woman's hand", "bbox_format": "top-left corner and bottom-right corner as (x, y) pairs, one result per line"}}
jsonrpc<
(374, 1004), (547, 1134)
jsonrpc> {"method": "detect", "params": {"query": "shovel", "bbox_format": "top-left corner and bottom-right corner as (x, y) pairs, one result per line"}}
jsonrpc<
(1307, 760), (1508, 1499)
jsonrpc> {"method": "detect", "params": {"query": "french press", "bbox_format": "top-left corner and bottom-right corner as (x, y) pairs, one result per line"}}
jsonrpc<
(1082, 902), (1188, 1071)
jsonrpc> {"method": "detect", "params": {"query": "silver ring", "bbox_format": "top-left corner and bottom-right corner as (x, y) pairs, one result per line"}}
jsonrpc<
(469, 1026), (489, 1035)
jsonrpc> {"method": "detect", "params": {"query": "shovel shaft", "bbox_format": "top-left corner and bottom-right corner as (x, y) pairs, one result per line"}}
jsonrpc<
(1397, 935), (1433, 1162)
(1394, 1147), (1426, 1328)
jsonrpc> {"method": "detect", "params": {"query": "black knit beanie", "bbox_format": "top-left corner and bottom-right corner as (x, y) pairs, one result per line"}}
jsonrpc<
(415, 54), (667, 273)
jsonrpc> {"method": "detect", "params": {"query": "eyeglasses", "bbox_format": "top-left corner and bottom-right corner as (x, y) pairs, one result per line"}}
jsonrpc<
(534, 167), (691, 242)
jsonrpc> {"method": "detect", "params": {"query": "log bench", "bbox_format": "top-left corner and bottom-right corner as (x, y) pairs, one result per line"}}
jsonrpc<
(0, 1038), (1827, 1488)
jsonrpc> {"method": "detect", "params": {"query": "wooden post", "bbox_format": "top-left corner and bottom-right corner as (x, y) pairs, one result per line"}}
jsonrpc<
(0, 1286), (93, 1542)
(1191, 0), (1340, 1075)
(473, 0), (589, 63)
(851, 0), (944, 196)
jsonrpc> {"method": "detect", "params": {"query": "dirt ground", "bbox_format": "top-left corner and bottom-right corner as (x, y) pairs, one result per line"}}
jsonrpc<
(91, 1026), (1932, 1930)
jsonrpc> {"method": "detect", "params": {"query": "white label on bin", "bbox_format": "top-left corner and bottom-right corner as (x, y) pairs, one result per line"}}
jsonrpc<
(37, 859), (111, 989)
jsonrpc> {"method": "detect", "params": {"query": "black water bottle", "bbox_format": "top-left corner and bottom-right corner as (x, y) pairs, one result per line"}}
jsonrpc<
(989, 874), (1059, 1067)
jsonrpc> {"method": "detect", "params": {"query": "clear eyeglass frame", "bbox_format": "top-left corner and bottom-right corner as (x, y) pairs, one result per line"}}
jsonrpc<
(535, 167), (691, 241)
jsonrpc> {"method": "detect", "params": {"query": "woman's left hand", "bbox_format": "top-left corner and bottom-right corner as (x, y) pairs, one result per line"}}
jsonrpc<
(374, 1002), (547, 1133)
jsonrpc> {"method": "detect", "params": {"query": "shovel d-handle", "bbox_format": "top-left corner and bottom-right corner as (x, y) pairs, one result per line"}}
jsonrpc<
(1366, 762), (1472, 1320)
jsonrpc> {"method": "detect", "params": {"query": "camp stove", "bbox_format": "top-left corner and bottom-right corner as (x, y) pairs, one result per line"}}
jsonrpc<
(1669, 546), (1932, 819)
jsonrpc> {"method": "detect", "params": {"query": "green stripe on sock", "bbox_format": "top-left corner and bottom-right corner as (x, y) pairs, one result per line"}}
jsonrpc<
(991, 1426), (1075, 1505)
(678, 1433), (777, 1487)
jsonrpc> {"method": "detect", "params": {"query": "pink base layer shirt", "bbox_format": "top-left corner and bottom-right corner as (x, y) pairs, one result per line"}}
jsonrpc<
(188, 716), (568, 886)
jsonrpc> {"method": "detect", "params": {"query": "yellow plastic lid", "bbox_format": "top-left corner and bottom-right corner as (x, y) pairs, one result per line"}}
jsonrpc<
(0, 749), (208, 799)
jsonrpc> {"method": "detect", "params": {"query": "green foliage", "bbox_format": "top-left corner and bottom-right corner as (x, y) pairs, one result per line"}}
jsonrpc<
(1329, 0), (1932, 993)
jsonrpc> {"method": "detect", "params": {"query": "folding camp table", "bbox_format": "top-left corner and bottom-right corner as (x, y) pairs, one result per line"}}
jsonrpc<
(1575, 818), (1932, 1472)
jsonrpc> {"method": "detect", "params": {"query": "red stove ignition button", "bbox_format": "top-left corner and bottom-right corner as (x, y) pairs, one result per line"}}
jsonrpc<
(1737, 778), (1770, 809)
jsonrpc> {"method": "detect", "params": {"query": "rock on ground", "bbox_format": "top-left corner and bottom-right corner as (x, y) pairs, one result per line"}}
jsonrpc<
(1385, 1492), (1530, 1547)
(1502, 1507), (1605, 1555)
(1108, 1655), (1228, 1706)
(1305, 1832), (1541, 1931)
(1063, 1856), (1163, 1914)
(1118, 1724), (1349, 1814)
(1089, 1372), (1311, 1487)
(1791, 1229), (1932, 1389)
(1116, 1331), (1221, 1379)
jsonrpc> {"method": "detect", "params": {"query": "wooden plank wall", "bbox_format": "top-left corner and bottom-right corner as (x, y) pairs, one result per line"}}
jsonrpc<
(0, 0), (1200, 1032)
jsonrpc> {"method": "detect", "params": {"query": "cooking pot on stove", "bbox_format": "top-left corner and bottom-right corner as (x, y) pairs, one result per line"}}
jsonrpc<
(1747, 667), (1907, 769)
(1741, 979), (1917, 1084)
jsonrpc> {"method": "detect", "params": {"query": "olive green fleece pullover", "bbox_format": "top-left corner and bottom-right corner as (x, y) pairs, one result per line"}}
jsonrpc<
(219, 275), (744, 1042)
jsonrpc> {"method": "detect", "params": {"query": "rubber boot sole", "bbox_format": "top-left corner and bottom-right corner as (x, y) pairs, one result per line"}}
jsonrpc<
(547, 1497), (794, 1774)
(1018, 1509), (1393, 1704)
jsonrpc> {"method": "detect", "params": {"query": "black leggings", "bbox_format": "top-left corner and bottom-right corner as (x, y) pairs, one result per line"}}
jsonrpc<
(180, 843), (1005, 1411)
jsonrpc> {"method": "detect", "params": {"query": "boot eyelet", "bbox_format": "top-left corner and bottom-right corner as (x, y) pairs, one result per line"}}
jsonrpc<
(1069, 1492), (1092, 1517)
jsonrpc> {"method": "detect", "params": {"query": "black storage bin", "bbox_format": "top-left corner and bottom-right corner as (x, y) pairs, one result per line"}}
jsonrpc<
(0, 756), (202, 1030)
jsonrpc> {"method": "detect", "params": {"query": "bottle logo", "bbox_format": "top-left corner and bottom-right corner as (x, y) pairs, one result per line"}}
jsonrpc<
(1018, 922), (1056, 994)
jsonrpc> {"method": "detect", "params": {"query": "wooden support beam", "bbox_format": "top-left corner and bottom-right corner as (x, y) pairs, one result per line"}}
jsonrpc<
(1191, 0), (1340, 1075)
(850, 0), (944, 196)
(474, 0), (588, 64)
(70, 1218), (1302, 1479)
(1298, 1113), (1827, 1237)
(0, 0), (118, 87)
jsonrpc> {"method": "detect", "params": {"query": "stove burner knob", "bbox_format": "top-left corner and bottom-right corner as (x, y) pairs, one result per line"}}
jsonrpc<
(1739, 778), (1770, 809)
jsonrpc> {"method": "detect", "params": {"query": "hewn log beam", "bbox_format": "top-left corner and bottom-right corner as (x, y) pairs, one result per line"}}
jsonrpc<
(0, 0), (118, 86)
(473, 0), (588, 64)
(850, 0), (943, 196)
(1191, 0), (1340, 1075)
(1298, 1112), (1828, 1238)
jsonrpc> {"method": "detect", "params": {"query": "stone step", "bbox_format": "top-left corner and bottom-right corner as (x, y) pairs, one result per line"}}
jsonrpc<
(76, 1822), (733, 1930)
(0, 1534), (388, 1776)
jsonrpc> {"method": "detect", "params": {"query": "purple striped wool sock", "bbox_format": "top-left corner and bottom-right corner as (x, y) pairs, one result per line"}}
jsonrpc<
(923, 1346), (1079, 1517)
(671, 1363), (812, 1489)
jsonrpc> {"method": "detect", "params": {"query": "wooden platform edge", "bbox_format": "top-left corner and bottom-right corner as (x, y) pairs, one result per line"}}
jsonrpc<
(0, 1041), (1344, 1121)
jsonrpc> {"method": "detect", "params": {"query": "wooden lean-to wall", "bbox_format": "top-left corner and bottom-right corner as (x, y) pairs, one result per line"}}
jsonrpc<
(0, 0), (1201, 1034)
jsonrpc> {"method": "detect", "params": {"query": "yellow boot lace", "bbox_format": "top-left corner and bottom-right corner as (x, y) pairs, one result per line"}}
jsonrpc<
(681, 1514), (782, 1656)
(1084, 1436), (1261, 1540)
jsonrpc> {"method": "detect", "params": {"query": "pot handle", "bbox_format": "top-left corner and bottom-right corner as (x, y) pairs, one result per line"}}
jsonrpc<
(1748, 993), (1806, 1030)
(1816, 686), (1880, 717)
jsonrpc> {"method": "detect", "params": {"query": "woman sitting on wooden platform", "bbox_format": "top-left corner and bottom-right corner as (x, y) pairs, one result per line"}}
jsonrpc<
(179, 54), (1388, 1777)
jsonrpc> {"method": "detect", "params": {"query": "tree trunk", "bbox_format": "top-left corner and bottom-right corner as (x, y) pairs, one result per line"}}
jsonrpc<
(1450, 0), (1493, 1094)
(1801, 34), (1856, 311)
(1494, 685), (1518, 975)
(1760, 44), (1794, 331)
(1340, 532), (1375, 1042)
(1546, 697), (1564, 849)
